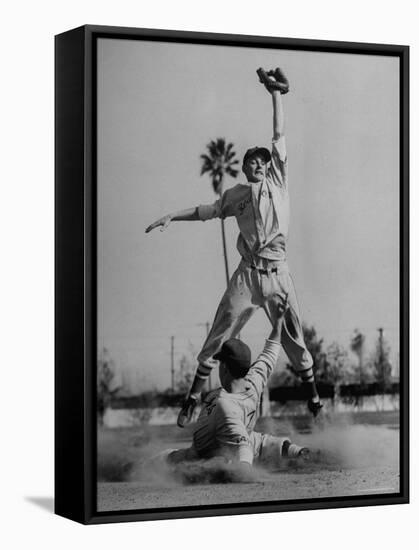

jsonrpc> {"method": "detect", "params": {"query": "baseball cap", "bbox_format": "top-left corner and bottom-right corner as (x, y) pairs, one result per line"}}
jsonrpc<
(214, 338), (252, 376)
(242, 146), (271, 166)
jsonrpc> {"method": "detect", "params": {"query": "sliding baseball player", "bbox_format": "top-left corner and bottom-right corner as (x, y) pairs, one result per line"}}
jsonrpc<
(155, 298), (310, 472)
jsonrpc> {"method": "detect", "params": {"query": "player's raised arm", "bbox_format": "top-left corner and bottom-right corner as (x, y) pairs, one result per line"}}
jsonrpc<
(257, 67), (288, 185)
(272, 89), (285, 140)
(256, 66), (287, 139)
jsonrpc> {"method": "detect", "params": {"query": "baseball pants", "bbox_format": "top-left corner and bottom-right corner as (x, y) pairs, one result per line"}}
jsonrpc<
(167, 433), (293, 465)
(196, 259), (313, 379)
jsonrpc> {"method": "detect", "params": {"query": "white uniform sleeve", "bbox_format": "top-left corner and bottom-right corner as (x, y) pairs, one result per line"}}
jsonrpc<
(215, 399), (255, 465)
(197, 188), (236, 221)
(197, 200), (222, 221)
(267, 136), (288, 188)
(245, 339), (281, 399)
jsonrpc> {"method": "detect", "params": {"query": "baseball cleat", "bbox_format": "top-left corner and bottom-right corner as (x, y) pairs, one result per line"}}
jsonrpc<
(177, 395), (198, 428)
(281, 440), (310, 459)
(307, 399), (323, 417)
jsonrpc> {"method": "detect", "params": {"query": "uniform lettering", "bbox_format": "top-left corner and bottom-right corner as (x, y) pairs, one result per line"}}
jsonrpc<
(237, 197), (252, 215)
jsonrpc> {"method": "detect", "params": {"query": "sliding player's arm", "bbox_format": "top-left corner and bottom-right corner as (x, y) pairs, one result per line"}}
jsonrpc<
(246, 296), (287, 398)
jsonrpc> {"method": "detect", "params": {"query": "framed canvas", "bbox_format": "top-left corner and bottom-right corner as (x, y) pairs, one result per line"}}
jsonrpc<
(55, 25), (409, 524)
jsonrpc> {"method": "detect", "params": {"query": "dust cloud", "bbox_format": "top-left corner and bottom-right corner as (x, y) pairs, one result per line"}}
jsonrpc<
(97, 414), (399, 485)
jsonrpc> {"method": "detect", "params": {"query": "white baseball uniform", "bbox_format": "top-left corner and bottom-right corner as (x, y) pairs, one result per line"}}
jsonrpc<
(171, 339), (291, 465)
(195, 136), (314, 385)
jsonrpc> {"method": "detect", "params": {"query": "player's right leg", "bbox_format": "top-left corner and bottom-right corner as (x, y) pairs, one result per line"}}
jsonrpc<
(269, 273), (322, 415)
(177, 264), (258, 427)
(196, 266), (258, 378)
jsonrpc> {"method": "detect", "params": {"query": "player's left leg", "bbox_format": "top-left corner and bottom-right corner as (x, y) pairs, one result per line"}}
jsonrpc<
(262, 268), (312, 373)
(280, 276), (322, 413)
(263, 271), (321, 414)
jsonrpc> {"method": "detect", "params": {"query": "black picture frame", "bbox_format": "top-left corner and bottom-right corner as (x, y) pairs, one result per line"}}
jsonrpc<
(55, 24), (409, 525)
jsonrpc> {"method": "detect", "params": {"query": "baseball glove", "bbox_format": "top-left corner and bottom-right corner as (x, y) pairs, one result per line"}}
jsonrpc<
(257, 67), (289, 94)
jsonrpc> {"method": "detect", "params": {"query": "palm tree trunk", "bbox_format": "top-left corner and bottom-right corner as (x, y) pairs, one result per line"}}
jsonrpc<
(220, 218), (230, 286)
(217, 177), (230, 287)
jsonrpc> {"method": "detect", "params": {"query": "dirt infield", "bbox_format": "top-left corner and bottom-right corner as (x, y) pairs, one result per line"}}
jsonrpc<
(97, 411), (400, 512)
(98, 466), (398, 511)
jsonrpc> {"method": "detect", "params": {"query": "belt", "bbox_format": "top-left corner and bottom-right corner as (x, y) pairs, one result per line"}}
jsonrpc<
(250, 265), (278, 275)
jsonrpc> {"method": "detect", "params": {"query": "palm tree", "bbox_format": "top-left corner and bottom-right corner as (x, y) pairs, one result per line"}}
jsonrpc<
(200, 138), (239, 285)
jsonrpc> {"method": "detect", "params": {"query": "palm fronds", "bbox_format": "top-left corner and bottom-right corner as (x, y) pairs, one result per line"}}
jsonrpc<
(200, 138), (239, 195)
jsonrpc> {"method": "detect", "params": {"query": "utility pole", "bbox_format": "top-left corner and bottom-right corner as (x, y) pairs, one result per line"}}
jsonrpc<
(351, 330), (365, 386)
(171, 336), (175, 392)
(378, 327), (384, 388)
(359, 345), (364, 386)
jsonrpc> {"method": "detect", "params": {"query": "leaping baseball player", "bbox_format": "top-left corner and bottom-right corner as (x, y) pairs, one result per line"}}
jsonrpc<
(146, 67), (323, 426)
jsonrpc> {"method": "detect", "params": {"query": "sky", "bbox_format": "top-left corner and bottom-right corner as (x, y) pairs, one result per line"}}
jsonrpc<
(97, 38), (400, 391)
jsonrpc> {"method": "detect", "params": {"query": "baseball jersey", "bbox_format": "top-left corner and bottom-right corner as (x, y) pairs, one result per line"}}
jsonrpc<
(192, 339), (281, 464)
(197, 137), (289, 265)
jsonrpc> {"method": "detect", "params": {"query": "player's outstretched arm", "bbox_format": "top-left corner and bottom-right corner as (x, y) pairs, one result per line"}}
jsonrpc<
(145, 207), (199, 233)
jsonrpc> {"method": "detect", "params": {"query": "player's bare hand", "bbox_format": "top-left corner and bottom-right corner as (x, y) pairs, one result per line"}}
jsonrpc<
(269, 292), (289, 337)
(145, 215), (172, 233)
(273, 292), (288, 320)
(278, 292), (288, 311)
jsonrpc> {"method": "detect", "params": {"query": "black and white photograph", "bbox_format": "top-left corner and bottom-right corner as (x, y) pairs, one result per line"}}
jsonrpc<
(94, 33), (406, 514)
(4, 0), (419, 543)
(4, 0), (418, 545)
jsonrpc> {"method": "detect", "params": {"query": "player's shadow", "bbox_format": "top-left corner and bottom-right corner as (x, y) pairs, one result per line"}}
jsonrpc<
(25, 496), (54, 513)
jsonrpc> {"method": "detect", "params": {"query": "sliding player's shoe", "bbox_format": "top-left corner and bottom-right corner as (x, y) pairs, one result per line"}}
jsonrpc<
(282, 440), (310, 459)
